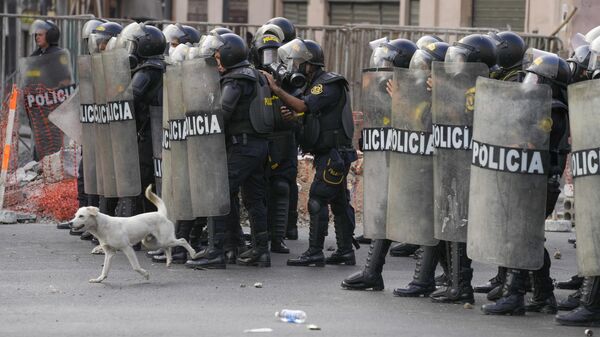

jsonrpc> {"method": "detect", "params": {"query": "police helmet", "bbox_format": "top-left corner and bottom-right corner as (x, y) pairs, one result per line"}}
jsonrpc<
(117, 22), (166, 58)
(585, 25), (600, 44)
(250, 31), (282, 67)
(409, 42), (450, 70)
(31, 19), (60, 46)
(587, 37), (600, 79)
(488, 31), (527, 69)
(416, 35), (443, 49)
(88, 21), (123, 53)
(277, 38), (324, 74)
(369, 38), (417, 68)
(217, 33), (250, 69)
(567, 44), (591, 83)
(210, 27), (233, 36)
(163, 23), (201, 46)
(266, 17), (296, 43)
(82, 19), (106, 42)
(523, 49), (570, 91)
(445, 34), (497, 68)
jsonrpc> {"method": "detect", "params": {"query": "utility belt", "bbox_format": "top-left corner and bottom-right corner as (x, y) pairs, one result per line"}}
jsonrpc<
(228, 133), (266, 146)
(312, 129), (353, 154)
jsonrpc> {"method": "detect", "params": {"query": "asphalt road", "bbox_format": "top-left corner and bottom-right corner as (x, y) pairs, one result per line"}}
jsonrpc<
(0, 223), (589, 337)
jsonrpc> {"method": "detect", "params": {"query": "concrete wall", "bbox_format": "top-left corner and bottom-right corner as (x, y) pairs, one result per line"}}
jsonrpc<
(248, 0), (275, 25)
(172, 0), (188, 22)
(307, 0), (328, 26)
(207, 0), (224, 22)
(419, 0), (471, 28)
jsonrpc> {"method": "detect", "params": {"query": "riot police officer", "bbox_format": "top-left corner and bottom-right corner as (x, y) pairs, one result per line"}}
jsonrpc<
(341, 37), (418, 288)
(554, 38), (600, 326)
(186, 33), (271, 269)
(163, 23), (201, 55)
(430, 34), (498, 304)
(473, 30), (528, 300)
(30, 20), (62, 56)
(265, 17), (297, 43)
(261, 38), (357, 267)
(481, 50), (570, 315)
(113, 23), (166, 220)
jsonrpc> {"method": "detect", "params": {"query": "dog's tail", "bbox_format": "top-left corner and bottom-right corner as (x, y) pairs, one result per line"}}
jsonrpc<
(145, 185), (167, 218)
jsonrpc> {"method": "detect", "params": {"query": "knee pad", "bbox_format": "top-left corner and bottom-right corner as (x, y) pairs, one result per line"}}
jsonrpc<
(308, 198), (322, 215)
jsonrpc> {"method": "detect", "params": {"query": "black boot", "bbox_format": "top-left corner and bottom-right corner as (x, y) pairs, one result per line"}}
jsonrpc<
(152, 246), (188, 264)
(430, 242), (474, 304)
(285, 210), (298, 240)
(237, 232), (271, 267)
(435, 241), (450, 286)
(556, 274), (584, 290)
(481, 269), (527, 316)
(557, 283), (584, 311)
(185, 220), (226, 269)
(389, 242), (419, 257)
(341, 239), (391, 291)
(325, 215), (355, 265)
(487, 284), (504, 301)
(287, 206), (326, 267)
(268, 179), (291, 254)
(190, 217), (207, 251)
(115, 197), (136, 217)
(556, 276), (600, 326)
(393, 245), (438, 297)
(474, 267), (507, 293)
(525, 249), (557, 314)
(355, 234), (371, 244)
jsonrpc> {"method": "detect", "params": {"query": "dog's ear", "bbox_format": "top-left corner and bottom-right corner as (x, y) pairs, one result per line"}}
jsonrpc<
(87, 206), (99, 217)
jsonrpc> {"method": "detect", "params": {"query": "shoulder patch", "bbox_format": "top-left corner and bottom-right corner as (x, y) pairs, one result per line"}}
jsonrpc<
(311, 84), (323, 95)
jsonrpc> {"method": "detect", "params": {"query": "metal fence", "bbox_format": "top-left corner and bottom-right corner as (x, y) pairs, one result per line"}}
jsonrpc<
(1, 13), (564, 107)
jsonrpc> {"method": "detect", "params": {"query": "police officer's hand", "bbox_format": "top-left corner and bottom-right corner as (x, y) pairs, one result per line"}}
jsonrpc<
(280, 105), (296, 122)
(260, 70), (279, 91)
(426, 77), (433, 92)
(386, 79), (394, 98)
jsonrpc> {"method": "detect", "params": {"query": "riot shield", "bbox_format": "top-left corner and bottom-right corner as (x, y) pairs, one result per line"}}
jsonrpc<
(150, 104), (163, 196)
(161, 72), (174, 221)
(76, 55), (97, 195)
(431, 62), (489, 242)
(92, 53), (116, 197)
(48, 87), (82, 144)
(102, 48), (141, 197)
(165, 64), (194, 221)
(183, 58), (230, 217)
(18, 50), (76, 160)
(386, 68), (437, 246)
(360, 68), (393, 240)
(568, 79), (600, 276)
(467, 77), (551, 270)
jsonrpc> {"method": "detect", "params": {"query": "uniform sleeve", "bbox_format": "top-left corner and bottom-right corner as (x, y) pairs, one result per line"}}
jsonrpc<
(220, 79), (242, 122)
(302, 81), (342, 115)
(131, 70), (152, 101)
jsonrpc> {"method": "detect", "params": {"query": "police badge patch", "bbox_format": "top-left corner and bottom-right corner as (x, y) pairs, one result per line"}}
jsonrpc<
(311, 84), (323, 95)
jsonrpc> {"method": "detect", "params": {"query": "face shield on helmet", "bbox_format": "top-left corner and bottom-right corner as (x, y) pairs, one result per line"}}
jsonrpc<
(369, 45), (399, 68)
(88, 32), (113, 53)
(82, 20), (104, 42)
(163, 24), (187, 47)
(522, 72), (543, 85)
(522, 48), (559, 79)
(198, 34), (224, 58)
(278, 39), (313, 72)
(445, 45), (469, 63)
(110, 22), (146, 56)
(254, 24), (285, 43)
(409, 49), (433, 70)
(31, 20), (53, 47)
(260, 47), (278, 67)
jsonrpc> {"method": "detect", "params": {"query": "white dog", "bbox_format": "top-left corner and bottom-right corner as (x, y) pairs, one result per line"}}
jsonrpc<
(70, 185), (200, 283)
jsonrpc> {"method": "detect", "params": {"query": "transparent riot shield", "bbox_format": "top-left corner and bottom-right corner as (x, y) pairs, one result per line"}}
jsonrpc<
(431, 62), (489, 242)
(102, 48), (141, 197)
(386, 68), (437, 246)
(165, 64), (194, 221)
(183, 58), (230, 217)
(467, 77), (551, 270)
(76, 55), (97, 195)
(568, 79), (600, 276)
(92, 53), (116, 197)
(48, 87), (82, 144)
(18, 50), (76, 160)
(360, 68), (393, 240)
(161, 72), (174, 221)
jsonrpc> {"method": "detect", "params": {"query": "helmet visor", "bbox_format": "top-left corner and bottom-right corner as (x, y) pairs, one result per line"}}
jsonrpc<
(522, 72), (543, 85)
(254, 24), (285, 43)
(588, 50), (600, 73)
(198, 34), (224, 58)
(88, 32), (112, 53)
(82, 20), (104, 40)
(409, 49), (433, 71)
(370, 45), (397, 68)
(278, 39), (313, 70)
(445, 45), (469, 63)
(261, 48), (278, 66)
(31, 20), (53, 36)
(163, 24), (186, 44)
(368, 37), (389, 51)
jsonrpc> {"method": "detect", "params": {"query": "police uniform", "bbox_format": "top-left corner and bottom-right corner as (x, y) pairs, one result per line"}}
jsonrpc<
(287, 69), (358, 266)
